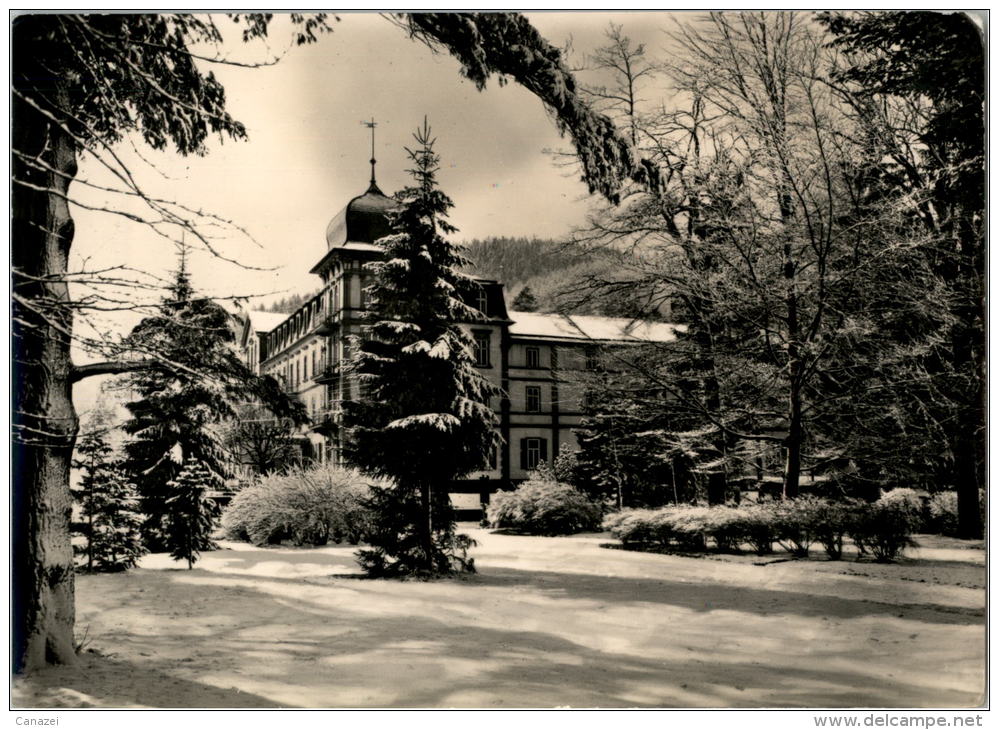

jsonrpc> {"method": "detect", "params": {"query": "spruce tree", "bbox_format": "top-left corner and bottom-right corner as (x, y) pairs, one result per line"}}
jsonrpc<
(344, 119), (499, 577)
(72, 427), (112, 572)
(511, 286), (538, 312)
(164, 459), (220, 569)
(120, 251), (235, 550)
(121, 248), (306, 552)
(72, 428), (145, 572)
(89, 464), (146, 572)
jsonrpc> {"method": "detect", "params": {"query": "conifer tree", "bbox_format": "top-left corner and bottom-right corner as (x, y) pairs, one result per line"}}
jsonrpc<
(164, 459), (220, 569)
(120, 250), (235, 550)
(86, 464), (146, 572)
(511, 286), (538, 312)
(72, 426), (145, 572)
(344, 119), (499, 576)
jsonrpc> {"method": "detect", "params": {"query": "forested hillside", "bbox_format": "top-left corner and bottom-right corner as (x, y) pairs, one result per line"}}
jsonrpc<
(463, 236), (662, 318)
(261, 291), (320, 314)
(462, 236), (581, 288)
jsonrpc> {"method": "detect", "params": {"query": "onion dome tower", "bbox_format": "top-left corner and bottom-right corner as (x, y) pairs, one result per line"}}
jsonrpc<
(311, 119), (397, 278)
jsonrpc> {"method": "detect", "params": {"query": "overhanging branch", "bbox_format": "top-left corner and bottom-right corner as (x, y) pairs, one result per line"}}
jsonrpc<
(70, 359), (154, 383)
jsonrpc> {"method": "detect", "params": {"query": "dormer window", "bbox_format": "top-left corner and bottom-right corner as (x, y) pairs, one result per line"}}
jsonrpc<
(476, 287), (489, 316)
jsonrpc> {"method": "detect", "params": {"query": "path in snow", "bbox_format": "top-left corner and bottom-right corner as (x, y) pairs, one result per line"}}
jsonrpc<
(13, 528), (985, 708)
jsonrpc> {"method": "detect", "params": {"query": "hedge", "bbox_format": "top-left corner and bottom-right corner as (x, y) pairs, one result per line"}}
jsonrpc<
(604, 495), (918, 562)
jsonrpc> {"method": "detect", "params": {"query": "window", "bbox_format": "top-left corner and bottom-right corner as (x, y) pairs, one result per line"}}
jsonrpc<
(525, 346), (541, 369)
(526, 385), (542, 413)
(585, 347), (600, 371)
(473, 331), (491, 367)
(476, 287), (489, 316)
(521, 437), (547, 471)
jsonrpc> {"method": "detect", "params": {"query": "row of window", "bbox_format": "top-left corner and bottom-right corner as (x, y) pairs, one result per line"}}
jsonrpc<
(269, 343), (329, 390)
(473, 333), (542, 369)
(471, 334), (599, 372)
(267, 287), (340, 356)
(474, 437), (548, 472)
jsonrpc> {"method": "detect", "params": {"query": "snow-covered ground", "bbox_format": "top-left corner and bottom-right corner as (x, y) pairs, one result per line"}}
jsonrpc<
(13, 528), (985, 708)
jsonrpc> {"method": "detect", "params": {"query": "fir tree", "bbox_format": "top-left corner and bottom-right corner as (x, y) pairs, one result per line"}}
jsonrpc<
(511, 286), (538, 312)
(120, 249), (235, 550)
(89, 464), (146, 572)
(344, 119), (499, 577)
(164, 459), (220, 569)
(72, 427), (113, 572)
(72, 428), (145, 572)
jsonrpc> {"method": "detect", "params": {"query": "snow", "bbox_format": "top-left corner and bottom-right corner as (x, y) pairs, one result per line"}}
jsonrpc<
(13, 529), (984, 709)
(508, 311), (684, 343)
(244, 310), (288, 334)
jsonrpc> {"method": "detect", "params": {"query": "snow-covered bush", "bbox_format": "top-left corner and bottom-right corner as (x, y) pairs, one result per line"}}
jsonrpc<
(603, 509), (668, 546)
(878, 488), (928, 530)
(770, 497), (826, 557)
(927, 491), (959, 535)
(222, 465), (374, 546)
(667, 506), (712, 551)
(729, 503), (778, 555)
(606, 496), (921, 562)
(703, 507), (751, 553)
(808, 499), (862, 560)
(606, 505), (751, 553)
(487, 479), (602, 536)
(849, 500), (918, 562)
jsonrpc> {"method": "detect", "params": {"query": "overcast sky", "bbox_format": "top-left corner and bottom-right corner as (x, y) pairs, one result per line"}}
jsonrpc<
(68, 11), (689, 412)
(70, 12), (681, 301)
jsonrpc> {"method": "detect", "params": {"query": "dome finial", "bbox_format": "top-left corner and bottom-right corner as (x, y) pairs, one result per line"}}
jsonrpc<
(362, 117), (378, 190)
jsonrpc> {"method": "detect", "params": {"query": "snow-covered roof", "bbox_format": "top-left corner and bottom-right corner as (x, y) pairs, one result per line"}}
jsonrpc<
(245, 310), (288, 333)
(508, 311), (683, 344)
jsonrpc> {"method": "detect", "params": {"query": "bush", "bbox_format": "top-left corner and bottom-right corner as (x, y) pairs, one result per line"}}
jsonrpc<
(927, 491), (959, 536)
(605, 505), (748, 553)
(878, 488), (927, 530)
(606, 499), (860, 559)
(849, 499), (918, 562)
(808, 499), (863, 560)
(729, 503), (777, 555)
(605, 497), (921, 563)
(488, 479), (603, 536)
(222, 465), (375, 546)
(770, 497), (824, 558)
(603, 508), (666, 546)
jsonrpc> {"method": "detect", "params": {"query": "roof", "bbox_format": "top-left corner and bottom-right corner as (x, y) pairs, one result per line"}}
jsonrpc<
(508, 311), (683, 344)
(324, 182), (397, 250)
(245, 310), (287, 334)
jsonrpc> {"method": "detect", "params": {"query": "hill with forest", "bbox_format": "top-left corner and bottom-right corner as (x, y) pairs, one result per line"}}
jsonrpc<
(256, 238), (664, 319)
(463, 236), (663, 319)
(260, 290), (320, 314)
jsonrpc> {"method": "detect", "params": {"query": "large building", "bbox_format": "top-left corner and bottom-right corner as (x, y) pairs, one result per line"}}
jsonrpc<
(238, 175), (680, 514)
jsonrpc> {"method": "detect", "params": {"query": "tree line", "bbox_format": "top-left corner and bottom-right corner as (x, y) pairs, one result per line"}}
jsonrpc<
(565, 13), (983, 534)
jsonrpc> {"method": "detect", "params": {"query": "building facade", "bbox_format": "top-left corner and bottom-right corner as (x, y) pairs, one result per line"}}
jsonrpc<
(238, 177), (679, 515)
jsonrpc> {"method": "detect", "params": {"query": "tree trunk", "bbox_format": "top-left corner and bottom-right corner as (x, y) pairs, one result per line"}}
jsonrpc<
(952, 311), (984, 539)
(12, 80), (81, 672)
(87, 512), (93, 573)
(782, 235), (803, 501)
(706, 472), (727, 506)
(783, 388), (803, 500)
(419, 481), (433, 572)
(694, 306), (729, 505)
